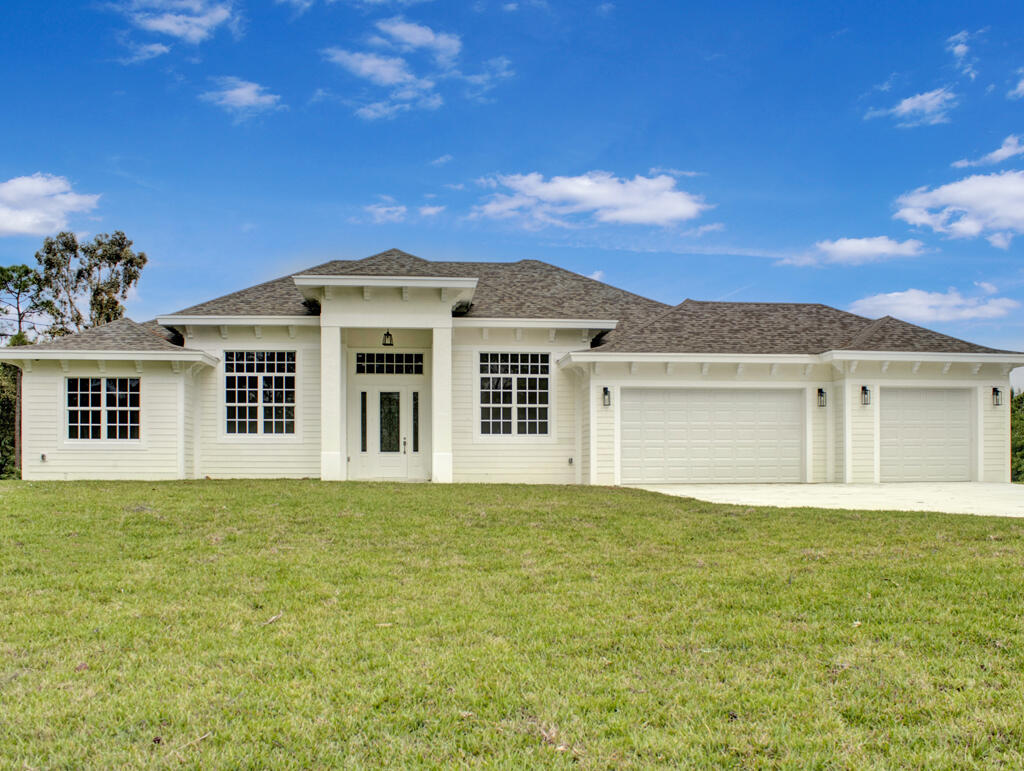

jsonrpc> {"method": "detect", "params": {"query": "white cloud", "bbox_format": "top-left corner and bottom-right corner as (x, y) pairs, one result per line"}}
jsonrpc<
(975, 280), (998, 294)
(849, 287), (1019, 322)
(444, 183), (465, 190)
(805, 236), (925, 266)
(0, 173), (100, 237)
(322, 48), (440, 119)
(865, 87), (958, 127)
(119, 41), (171, 64)
(946, 30), (977, 79)
(952, 134), (1024, 168)
(1009, 69), (1024, 100)
(648, 166), (704, 178)
(894, 170), (1024, 249)
(199, 77), (284, 119)
(418, 205), (445, 216)
(588, 269), (605, 281)
(323, 49), (421, 87)
(122, 1), (237, 44)
(472, 170), (711, 228)
(429, 154), (453, 166)
(463, 56), (514, 100)
(683, 222), (724, 237)
(365, 203), (407, 222)
(503, 2), (518, 10)
(375, 17), (461, 67)
(276, 0), (314, 12)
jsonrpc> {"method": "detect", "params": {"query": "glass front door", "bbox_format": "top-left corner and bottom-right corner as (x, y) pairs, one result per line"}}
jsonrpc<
(358, 386), (425, 479)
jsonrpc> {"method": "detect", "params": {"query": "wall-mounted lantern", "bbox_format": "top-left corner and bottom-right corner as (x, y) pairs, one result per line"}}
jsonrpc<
(860, 386), (871, 406)
(993, 387), (1003, 406)
(602, 386), (611, 407)
(381, 329), (394, 347)
(817, 388), (827, 408)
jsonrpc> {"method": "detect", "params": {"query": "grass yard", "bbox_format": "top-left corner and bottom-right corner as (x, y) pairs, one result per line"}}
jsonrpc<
(2, 482), (1024, 768)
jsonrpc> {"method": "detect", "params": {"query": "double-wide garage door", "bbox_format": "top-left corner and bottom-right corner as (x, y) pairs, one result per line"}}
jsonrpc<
(880, 388), (972, 482)
(620, 388), (804, 484)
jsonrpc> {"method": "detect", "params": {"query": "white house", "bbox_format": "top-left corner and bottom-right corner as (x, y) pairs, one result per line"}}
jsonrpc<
(4, 248), (1022, 484)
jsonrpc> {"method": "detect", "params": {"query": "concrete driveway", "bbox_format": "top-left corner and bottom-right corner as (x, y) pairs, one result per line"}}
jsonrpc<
(634, 482), (1024, 517)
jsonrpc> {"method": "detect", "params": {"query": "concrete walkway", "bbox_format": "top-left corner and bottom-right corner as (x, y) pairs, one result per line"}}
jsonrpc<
(634, 482), (1024, 517)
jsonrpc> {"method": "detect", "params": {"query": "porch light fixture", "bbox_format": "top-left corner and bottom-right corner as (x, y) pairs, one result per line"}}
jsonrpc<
(817, 388), (827, 408)
(602, 386), (611, 407)
(860, 386), (871, 406)
(993, 387), (1003, 406)
(381, 329), (394, 347)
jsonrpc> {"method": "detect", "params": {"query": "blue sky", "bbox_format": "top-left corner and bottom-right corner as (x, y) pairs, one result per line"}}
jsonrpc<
(3, 0), (1024, 354)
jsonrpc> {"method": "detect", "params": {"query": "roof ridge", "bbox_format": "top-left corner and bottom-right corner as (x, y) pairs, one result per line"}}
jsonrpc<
(594, 299), (695, 350)
(841, 316), (890, 350)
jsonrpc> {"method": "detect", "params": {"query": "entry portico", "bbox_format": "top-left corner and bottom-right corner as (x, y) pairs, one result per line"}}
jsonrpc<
(294, 272), (478, 482)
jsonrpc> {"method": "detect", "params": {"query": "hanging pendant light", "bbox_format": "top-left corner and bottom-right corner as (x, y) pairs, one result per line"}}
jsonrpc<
(381, 329), (395, 347)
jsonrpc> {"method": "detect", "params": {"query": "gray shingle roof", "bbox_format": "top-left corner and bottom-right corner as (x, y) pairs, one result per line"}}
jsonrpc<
(162, 249), (1013, 356)
(595, 299), (1012, 355)
(15, 318), (191, 353)
(841, 315), (1010, 353)
(172, 248), (670, 342)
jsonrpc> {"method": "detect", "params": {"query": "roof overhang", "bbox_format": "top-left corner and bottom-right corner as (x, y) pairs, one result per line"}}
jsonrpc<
(560, 349), (1024, 369)
(0, 349), (218, 367)
(292, 274), (478, 306)
(561, 351), (818, 366)
(156, 315), (321, 327)
(453, 317), (618, 330)
(822, 350), (1024, 364)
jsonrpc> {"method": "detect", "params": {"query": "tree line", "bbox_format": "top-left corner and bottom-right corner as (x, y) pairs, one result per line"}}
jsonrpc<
(1, 232), (147, 477)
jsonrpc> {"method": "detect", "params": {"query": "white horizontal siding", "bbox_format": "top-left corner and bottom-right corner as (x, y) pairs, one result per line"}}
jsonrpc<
(186, 326), (322, 479)
(983, 384), (1010, 482)
(21, 361), (181, 480)
(450, 335), (578, 484)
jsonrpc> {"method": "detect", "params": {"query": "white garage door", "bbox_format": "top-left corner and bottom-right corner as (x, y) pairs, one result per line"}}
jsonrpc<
(880, 388), (972, 482)
(620, 388), (804, 484)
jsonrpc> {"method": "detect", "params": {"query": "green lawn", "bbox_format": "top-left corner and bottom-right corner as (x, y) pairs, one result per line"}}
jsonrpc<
(2, 482), (1024, 768)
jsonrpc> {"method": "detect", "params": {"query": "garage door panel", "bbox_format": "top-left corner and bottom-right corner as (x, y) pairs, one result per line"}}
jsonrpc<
(880, 388), (971, 482)
(620, 388), (804, 484)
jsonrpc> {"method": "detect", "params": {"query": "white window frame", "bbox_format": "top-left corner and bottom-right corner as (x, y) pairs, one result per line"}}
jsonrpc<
(218, 348), (304, 442)
(470, 347), (558, 444)
(64, 376), (142, 443)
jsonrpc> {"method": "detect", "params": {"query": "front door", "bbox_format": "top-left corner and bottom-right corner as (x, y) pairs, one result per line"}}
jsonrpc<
(360, 386), (427, 479)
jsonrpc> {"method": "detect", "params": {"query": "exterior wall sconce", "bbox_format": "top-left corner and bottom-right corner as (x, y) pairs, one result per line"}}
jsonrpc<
(860, 386), (871, 406)
(817, 388), (827, 408)
(381, 329), (394, 347)
(602, 386), (611, 407)
(993, 387), (1003, 406)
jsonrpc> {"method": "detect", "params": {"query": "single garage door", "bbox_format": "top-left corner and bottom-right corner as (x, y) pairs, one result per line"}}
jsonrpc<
(620, 388), (804, 484)
(880, 388), (972, 482)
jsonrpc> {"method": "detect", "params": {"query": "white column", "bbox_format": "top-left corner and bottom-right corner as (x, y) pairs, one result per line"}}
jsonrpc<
(431, 325), (453, 482)
(320, 325), (346, 480)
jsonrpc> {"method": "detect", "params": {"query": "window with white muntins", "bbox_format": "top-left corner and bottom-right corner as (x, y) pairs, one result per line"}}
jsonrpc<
(479, 352), (550, 436)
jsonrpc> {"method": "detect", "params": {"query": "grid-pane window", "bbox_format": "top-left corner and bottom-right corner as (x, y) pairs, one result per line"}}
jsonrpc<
(105, 378), (140, 439)
(356, 352), (423, 375)
(225, 351), (295, 435)
(479, 353), (550, 436)
(67, 378), (139, 440)
(67, 378), (102, 439)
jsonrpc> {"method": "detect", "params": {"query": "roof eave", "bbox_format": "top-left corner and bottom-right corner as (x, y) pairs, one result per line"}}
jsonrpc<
(822, 350), (1024, 364)
(0, 349), (218, 366)
(453, 317), (618, 330)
